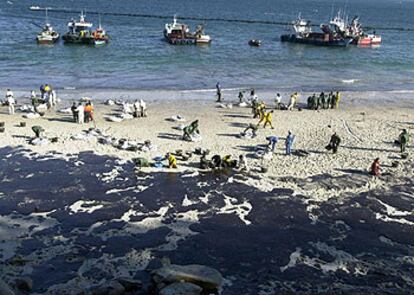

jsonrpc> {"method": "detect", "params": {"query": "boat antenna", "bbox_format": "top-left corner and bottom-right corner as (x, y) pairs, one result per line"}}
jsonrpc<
(45, 7), (48, 24)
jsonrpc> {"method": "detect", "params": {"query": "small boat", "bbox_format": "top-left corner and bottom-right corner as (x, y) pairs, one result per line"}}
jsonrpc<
(281, 14), (353, 47)
(248, 39), (261, 46)
(36, 9), (59, 45)
(164, 16), (211, 45)
(92, 17), (109, 45)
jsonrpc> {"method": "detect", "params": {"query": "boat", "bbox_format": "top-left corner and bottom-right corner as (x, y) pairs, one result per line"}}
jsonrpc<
(164, 16), (211, 45)
(63, 12), (109, 45)
(347, 16), (382, 46)
(36, 9), (59, 44)
(281, 14), (353, 47)
(330, 12), (382, 46)
(92, 17), (109, 45)
(248, 39), (261, 46)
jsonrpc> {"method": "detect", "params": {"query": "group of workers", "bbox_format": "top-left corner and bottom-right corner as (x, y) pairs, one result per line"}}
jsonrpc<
(264, 131), (295, 155)
(71, 101), (94, 124)
(307, 91), (341, 110)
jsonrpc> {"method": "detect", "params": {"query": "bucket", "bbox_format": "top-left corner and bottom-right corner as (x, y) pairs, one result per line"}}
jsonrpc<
(51, 137), (58, 143)
(0, 127), (5, 133)
(20, 122), (26, 127)
(0, 122), (4, 127)
(260, 167), (268, 173)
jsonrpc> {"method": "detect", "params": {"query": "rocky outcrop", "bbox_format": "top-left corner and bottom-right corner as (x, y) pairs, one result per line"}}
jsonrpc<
(159, 282), (202, 295)
(151, 263), (223, 294)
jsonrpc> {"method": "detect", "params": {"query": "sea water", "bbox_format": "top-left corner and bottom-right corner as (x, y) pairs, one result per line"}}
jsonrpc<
(0, 0), (414, 93)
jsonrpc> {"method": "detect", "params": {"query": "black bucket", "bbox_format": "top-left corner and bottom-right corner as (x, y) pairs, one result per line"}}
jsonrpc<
(0, 122), (4, 127)
(0, 127), (5, 133)
(20, 122), (26, 127)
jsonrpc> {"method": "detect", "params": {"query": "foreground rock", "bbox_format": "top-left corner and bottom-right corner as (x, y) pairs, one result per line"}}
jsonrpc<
(159, 282), (202, 295)
(151, 264), (223, 294)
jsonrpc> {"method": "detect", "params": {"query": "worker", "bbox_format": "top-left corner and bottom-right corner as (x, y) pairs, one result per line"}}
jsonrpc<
(76, 103), (84, 124)
(326, 133), (341, 154)
(285, 131), (295, 155)
(166, 153), (177, 168)
(370, 158), (381, 176)
(222, 155), (233, 168)
(5, 89), (15, 115)
(183, 120), (200, 141)
(84, 102), (94, 123)
(255, 101), (266, 119)
(275, 93), (282, 109)
(140, 99), (147, 117)
(327, 92), (333, 109)
(262, 110), (274, 129)
(287, 92), (297, 110)
(31, 125), (44, 138)
(320, 92), (326, 109)
(238, 91), (244, 103)
(243, 123), (259, 138)
(398, 129), (409, 153)
(238, 155), (249, 172)
(266, 136), (279, 152)
(335, 91), (341, 109)
(216, 82), (222, 102)
(71, 102), (78, 123)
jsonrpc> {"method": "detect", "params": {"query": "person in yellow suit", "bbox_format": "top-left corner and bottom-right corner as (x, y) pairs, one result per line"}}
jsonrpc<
(262, 110), (274, 129)
(166, 153), (177, 168)
(335, 91), (341, 109)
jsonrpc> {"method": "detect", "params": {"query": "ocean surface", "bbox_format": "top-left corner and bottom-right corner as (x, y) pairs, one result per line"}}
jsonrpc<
(1, 0), (414, 92)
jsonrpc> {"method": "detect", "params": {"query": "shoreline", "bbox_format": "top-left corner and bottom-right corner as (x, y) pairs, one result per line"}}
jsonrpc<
(2, 88), (414, 109)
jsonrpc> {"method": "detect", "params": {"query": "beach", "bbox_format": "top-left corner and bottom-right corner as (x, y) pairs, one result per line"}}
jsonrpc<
(0, 89), (414, 294)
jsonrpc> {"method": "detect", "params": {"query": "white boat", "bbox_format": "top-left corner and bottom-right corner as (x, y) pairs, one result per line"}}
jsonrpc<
(164, 15), (211, 45)
(36, 9), (59, 44)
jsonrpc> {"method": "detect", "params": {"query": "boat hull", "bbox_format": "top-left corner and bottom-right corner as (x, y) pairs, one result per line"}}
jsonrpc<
(37, 36), (59, 45)
(164, 31), (211, 45)
(63, 33), (109, 45)
(281, 34), (352, 47)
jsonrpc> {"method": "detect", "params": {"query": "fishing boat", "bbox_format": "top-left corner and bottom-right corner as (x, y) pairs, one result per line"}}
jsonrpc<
(36, 9), (59, 44)
(281, 14), (353, 47)
(92, 17), (109, 45)
(164, 16), (211, 45)
(63, 12), (109, 45)
(346, 16), (382, 46)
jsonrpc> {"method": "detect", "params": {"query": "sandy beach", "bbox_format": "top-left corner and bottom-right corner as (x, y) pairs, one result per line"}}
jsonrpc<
(0, 89), (414, 294)
(1, 89), (413, 179)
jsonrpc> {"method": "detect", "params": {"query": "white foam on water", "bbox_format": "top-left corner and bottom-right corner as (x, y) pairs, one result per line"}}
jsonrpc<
(158, 209), (203, 251)
(0, 213), (58, 262)
(280, 247), (302, 272)
(375, 212), (414, 226)
(376, 199), (412, 217)
(219, 194), (252, 225)
(182, 194), (198, 206)
(68, 200), (104, 214)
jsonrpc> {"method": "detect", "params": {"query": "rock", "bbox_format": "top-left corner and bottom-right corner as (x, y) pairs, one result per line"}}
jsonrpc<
(116, 277), (142, 292)
(0, 279), (14, 295)
(159, 282), (202, 295)
(91, 280), (125, 295)
(151, 264), (223, 292)
(15, 277), (32, 292)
